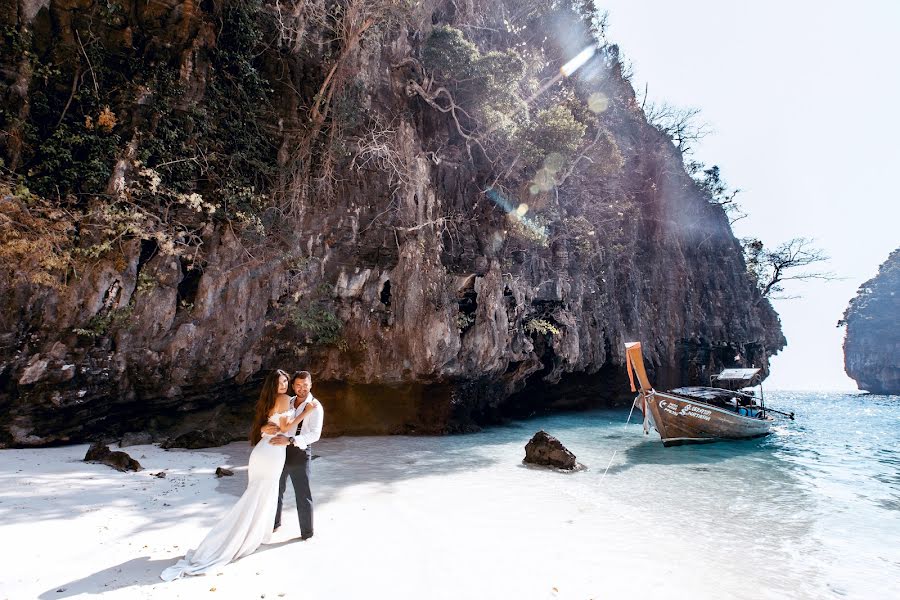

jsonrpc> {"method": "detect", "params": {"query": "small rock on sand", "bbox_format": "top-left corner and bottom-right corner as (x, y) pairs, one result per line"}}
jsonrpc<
(523, 430), (584, 471)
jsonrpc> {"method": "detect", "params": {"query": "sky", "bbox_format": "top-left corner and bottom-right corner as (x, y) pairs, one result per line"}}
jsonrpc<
(597, 0), (900, 390)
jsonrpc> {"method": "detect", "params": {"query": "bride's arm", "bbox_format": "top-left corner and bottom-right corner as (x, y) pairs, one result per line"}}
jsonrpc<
(268, 397), (295, 433)
(279, 399), (319, 432)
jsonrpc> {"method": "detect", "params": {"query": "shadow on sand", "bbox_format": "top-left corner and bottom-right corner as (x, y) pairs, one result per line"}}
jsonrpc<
(33, 431), (521, 600)
(211, 429), (526, 510)
(25, 430), (523, 596)
(38, 539), (298, 598)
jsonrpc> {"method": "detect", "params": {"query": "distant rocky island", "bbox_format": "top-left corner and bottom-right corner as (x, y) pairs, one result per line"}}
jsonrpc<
(842, 249), (900, 395)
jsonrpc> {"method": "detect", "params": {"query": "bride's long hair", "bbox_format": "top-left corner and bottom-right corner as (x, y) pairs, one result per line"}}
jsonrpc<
(250, 369), (289, 445)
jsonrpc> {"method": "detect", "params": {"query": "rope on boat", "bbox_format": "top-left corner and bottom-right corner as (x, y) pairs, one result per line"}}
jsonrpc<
(599, 398), (639, 484)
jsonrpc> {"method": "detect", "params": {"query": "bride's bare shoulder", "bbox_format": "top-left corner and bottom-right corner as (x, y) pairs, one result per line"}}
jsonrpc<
(272, 394), (292, 414)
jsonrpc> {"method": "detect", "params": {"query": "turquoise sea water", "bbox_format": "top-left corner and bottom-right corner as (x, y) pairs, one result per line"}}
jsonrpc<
(520, 392), (900, 598)
(465, 391), (900, 599)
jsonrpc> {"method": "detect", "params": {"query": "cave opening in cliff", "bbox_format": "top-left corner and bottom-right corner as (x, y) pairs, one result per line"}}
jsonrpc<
(501, 362), (629, 419)
(380, 280), (391, 306)
(0, 360), (11, 396)
(458, 289), (478, 333)
(136, 239), (158, 275)
(177, 259), (202, 307)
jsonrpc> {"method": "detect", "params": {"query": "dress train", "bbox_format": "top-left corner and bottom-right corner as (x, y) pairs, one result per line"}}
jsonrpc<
(160, 410), (291, 580)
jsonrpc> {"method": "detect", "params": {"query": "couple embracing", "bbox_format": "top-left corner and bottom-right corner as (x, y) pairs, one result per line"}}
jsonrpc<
(161, 369), (324, 581)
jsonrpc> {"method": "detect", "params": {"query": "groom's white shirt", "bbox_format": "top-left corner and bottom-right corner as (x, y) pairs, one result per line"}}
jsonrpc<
(288, 392), (324, 450)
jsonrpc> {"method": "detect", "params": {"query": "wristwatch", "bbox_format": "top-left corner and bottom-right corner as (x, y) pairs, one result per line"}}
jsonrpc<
(288, 436), (296, 446)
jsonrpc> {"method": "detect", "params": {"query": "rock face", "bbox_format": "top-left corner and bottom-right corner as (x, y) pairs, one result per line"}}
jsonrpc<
(843, 249), (900, 395)
(161, 428), (235, 450)
(523, 430), (580, 470)
(0, 0), (785, 447)
(84, 442), (142, 472)
(118, 431), (154, 447)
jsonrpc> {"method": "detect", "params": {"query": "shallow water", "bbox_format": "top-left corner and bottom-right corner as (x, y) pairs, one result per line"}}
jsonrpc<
(465, 390), (900, 599)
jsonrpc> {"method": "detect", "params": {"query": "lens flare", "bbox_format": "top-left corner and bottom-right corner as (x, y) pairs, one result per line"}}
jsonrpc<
(533, 168), (556, 192)
(490, 230), (505, 252)
(560, 46), (597, 77)
(485, 188), (547, 244)
(544, 152), (565, 173)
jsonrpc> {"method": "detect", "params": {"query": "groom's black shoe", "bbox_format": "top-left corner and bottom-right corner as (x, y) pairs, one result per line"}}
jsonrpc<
(300, 532), (313, 540)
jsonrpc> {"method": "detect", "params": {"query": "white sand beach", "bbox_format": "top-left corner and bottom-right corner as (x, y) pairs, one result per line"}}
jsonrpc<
(1, 433), (752, 600)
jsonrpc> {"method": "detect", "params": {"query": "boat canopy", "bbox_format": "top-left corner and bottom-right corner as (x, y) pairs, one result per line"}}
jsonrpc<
(712, 368), (761, 382)
(671, 386), (747, 403)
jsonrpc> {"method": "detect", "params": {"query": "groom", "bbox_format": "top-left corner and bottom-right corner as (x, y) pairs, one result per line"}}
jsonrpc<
(263, 370), (324, 540)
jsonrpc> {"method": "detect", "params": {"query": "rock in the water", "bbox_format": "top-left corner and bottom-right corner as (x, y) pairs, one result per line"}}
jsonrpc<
(843, 248), (900, 394)
(215, 467), (234, 477)
(119, 432), (154, 447)
(162, 429), (234, 449)
(523, 430), (580, 470)
(84, 442), (142, 472)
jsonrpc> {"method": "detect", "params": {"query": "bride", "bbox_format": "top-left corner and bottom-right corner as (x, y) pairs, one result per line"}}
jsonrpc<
(161, 369), (319, 580)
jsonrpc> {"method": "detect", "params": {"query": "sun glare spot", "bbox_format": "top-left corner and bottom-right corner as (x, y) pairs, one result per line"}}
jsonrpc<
(544, 152), (565, 173)
(490, 230), (505, 251)
(533, 168), (555, 192)
(588, 92), (609, 113)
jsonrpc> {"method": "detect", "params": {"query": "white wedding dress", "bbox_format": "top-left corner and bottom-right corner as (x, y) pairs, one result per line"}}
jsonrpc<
(160, 408), (293, 581)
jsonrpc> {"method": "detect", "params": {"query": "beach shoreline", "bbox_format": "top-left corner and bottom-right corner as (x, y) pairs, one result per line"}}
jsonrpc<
(0, 430), (815, 599)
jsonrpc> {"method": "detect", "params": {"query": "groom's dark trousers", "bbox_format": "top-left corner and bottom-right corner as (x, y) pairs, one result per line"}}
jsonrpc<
(274, 445), (313, 537)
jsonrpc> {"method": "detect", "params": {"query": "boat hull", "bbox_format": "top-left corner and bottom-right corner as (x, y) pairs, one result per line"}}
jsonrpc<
(641, 391), (773, 446)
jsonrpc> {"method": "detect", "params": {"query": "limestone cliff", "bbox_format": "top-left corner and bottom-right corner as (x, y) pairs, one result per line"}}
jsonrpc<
(843, 249), (900, 395)
(0, 0), (785, 447)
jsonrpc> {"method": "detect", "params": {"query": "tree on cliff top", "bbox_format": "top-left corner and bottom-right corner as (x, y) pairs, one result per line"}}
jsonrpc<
(743, 236), (835, 300)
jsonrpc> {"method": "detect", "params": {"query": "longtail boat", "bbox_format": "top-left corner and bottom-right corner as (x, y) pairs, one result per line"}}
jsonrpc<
(624, 342), (793, 447)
